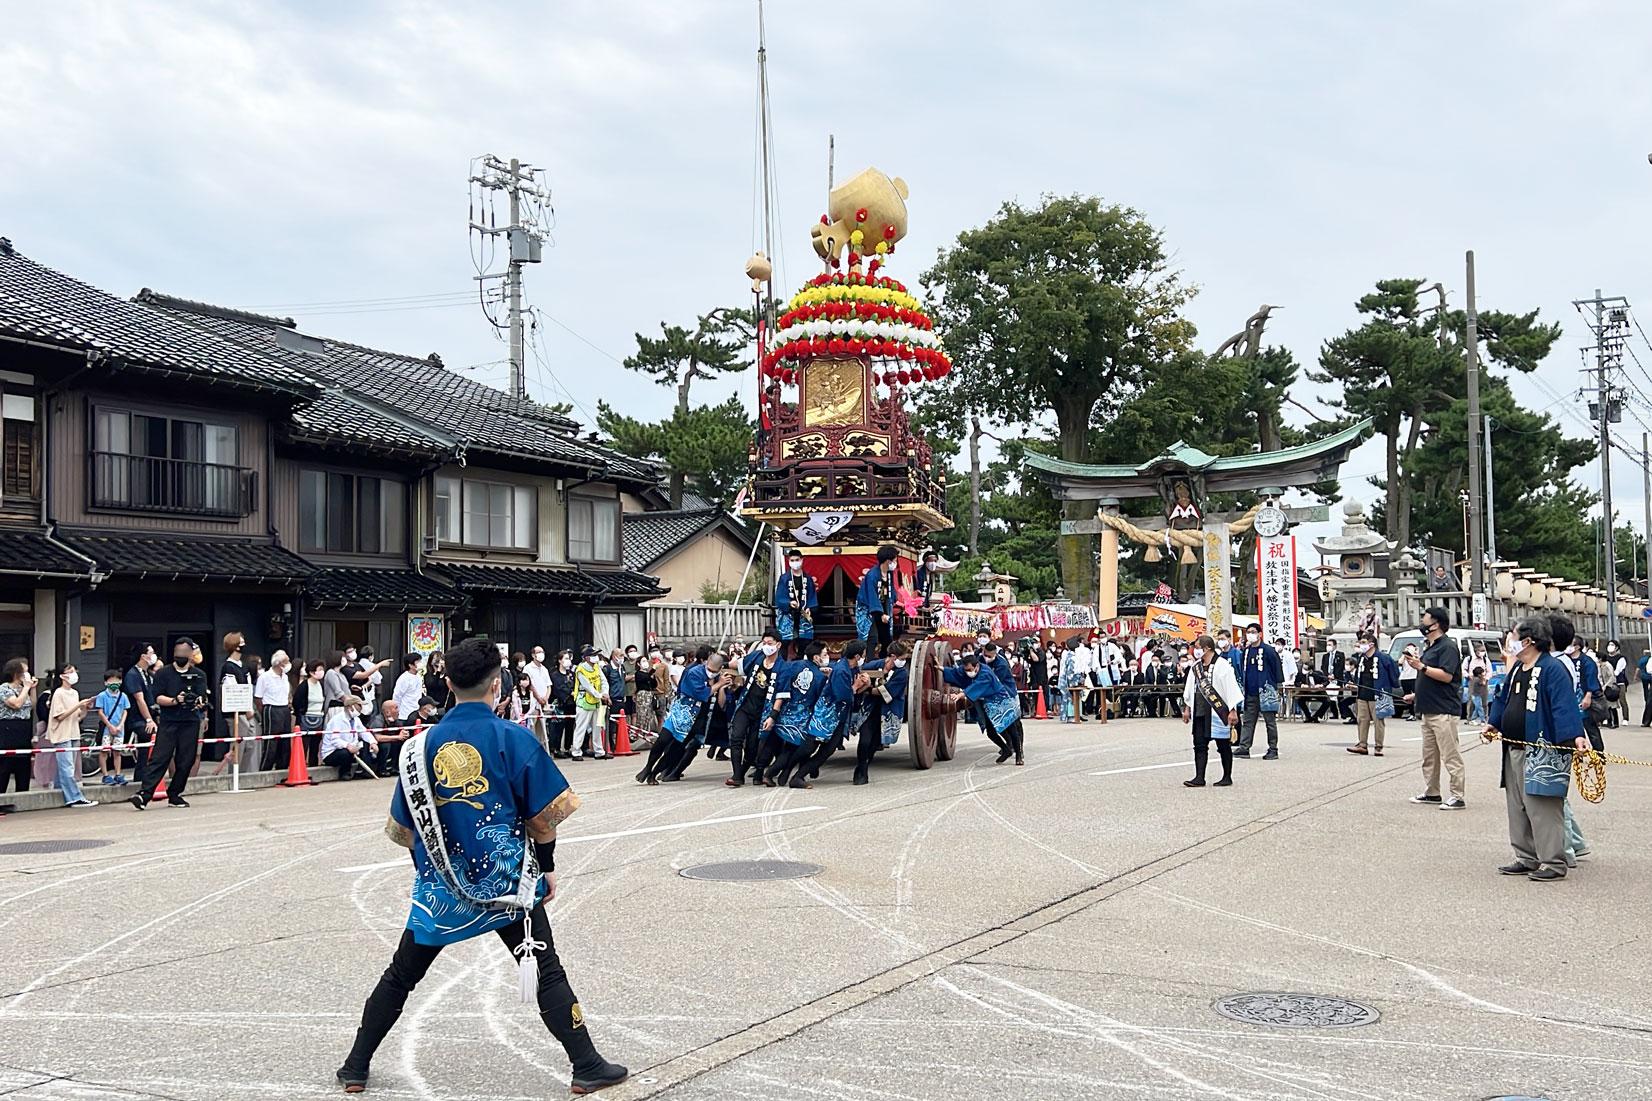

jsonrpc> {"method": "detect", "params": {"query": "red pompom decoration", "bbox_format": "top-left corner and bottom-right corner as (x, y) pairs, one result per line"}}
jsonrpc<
(897, 369), (911, 385)
(854, 207), (868, 223)
(883, 224), (896, 240)
(827, 338), (843, 354)
(820, 214), (829, 225)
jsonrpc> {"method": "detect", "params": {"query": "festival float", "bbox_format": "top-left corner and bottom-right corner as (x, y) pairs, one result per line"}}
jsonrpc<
(740, 167), (967, 767)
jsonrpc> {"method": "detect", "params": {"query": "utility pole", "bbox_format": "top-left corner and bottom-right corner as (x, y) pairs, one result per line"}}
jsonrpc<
(1643, 432), (1651, 649)
(469, 156), (550, 400)
(1463, 252), (1487, 623)
(1483, 415), (1497, 567)
(1574, 288), (1632, 641)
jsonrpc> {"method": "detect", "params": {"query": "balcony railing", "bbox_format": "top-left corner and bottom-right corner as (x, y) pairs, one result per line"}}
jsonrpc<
(89, 451), (257, 518)
(647, 602), (768, 645)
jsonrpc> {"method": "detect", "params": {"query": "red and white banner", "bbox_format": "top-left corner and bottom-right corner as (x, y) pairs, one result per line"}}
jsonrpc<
(1256, 534), (1299, 649)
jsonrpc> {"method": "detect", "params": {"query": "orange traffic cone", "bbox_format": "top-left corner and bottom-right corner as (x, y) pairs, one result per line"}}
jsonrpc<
(280, 725), (317, 787)
(1034, 689), (1048, 720)
(612, 712), (635, 757)
(152, 771), (169, 801)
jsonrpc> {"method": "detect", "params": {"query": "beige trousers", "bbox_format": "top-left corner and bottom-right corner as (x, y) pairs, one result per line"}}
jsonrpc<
(1354, 698), (1384, 750)
(1420, 712), (1464, 800)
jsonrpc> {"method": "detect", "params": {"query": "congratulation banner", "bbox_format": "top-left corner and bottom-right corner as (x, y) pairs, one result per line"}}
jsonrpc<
(1202, 523), (1232, 637)
(1256, 534), (1299, 648)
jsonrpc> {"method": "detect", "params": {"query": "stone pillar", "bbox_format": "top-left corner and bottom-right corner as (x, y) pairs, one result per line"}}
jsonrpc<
(1097, 497), (1120, 622)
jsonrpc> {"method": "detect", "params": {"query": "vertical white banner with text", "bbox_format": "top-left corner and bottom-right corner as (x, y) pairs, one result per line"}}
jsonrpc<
(1256, 534), (1299, 648)
(1203, 523), (1231, 637)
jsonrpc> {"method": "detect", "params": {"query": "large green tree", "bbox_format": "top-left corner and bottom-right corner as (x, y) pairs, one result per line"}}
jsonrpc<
(1400, 375), (1598, 579)
(597, 395), (755, 509)
(922, 196), (1197, 602)
(610, 306), (755, 507)
(1309, 279), (1561, 553)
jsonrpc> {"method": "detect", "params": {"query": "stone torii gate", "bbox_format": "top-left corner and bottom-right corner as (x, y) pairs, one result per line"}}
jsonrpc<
(1024, 420), (1372, 632)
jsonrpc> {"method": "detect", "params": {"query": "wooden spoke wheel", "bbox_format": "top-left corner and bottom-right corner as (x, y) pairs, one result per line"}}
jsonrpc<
(907, 637), (962, 769)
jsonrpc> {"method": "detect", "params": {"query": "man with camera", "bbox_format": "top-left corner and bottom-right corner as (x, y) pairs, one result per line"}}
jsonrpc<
(130, 637), (208, 809)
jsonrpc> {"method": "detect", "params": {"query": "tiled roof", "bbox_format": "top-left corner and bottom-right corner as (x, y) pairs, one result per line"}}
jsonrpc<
(141, 292), (657, 483)
(622, 508), (719, 570)
(59, 533), (315, 583)
(305, 567), (462, 611)
(587, 568), (667, 600)
(0, 241), (315, 396)
(621, 508), (725, 570)
(436, 562), (608, 598)
(0, 529), (95, 579)
(288, 388), (450, 456)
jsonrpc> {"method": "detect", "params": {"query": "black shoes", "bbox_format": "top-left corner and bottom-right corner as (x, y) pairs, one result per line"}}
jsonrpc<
(335, 1066), (367, 1093)
(1528, 868), (1565, 882)
(570, 1057), (630, 1095)
(1261, 749), (1278, 761)
(1183, 778), (1206, 787)
(1213, 777), (1233, 787)
(128, 794), (147, 811)
(1498, 861), (1535, 875)
(1232, 748), (1251, 758)
(168, 797), (190, 808)
(1410, 794), (1443, 804)
(995, 747), (1013, 764)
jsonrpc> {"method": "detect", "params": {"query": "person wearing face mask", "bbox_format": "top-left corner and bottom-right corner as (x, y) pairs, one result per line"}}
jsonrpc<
(44, 665), (97, 807)
(638, 648), (730, 784)
(1346, 631), (1399, 757)
(762, 642), (832, 787)
(1465, 641), (1493, 726)
(1277, 640), (1299, 720)
(1402, 607), (1465, 807)
(855, 545), (901, 657)
(130, 638), (209, 810)
(1546, 615), (1598, 866)
(1482, 616), (1588, 882)
(794, 640), (888, 786)
(1233, 626), (1284, 760)
(338, 637), (627, 1095)
(1603, 640), (1627, 729)
(942, 650), (1026, 765)
(1181, 634), (1242, 787)
(1638, 645), (1652, 728)
(548, 651), (576, 757)
(1395, 645), (1420, 720)
(855, 640), (910, 785)
(775, 550), (818, 660)
(726, 630), (785, 787)
(523, 647), (553, 749)
(570, 647), (610, 761)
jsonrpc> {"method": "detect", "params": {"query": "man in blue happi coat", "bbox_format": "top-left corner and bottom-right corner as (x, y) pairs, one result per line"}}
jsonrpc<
(853, 639), (910, 786)
(762, 642), (833, 787)
(774, 549), (818, 659)
(943, 650), (1026, 765)
(338, 637), (627, 1095)
(1484, 615), (1588, 881)
(855, 545), (900, 656)
(635, 647), (730, 785)
(726, 628), (785, 787)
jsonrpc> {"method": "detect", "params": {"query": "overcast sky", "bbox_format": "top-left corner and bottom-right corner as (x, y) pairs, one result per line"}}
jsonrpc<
(6, 0), (1652, 572)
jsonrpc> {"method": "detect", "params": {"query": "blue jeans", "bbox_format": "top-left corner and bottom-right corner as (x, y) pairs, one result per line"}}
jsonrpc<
(1468, 693), (1488, 723)
(53, 738), (86, 805)
(1563, 798), (1587, 859)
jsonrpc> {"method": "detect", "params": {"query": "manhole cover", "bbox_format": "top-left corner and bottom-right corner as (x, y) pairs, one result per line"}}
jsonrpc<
(1214, 992), (1380, 1029)
(679, 860), (823, 882)
(0, 838), (114, 856)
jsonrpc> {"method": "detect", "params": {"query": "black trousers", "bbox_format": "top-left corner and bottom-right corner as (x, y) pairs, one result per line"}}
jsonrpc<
(324, 745), (382, 780)
(0, 717), (31, 795)
(140, 720), (198, 803)
(728, 707), (765, 782)
(1191, 711), (1232, 782)
(343, 903), (600, 1077)
(259, 705), (293, 771)
(1642, 683), (1652, 727)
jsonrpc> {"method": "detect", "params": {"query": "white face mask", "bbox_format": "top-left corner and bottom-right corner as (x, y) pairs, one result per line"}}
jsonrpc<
(788, 559), (802, 572)
(345, 651), (357, 662)
(64, 670), (78, 687)
(893, 658), (907, 669)
(1245, 634), (1260, 646)
(532, 652), (545, 663)
(761, 643), (780, 657)
(1358, 643), (1372, 654)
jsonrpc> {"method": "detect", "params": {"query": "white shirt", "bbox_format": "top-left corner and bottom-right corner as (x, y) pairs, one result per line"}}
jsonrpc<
(320, 710), (377, 757)
(1069, 645), (1094, 674)
(525, 659), (553, 702)
(255, 668), (291, 707)
(356, 659), (382, 707)
(392, 670), (425, 721)
(1280, 651), (1299, 683)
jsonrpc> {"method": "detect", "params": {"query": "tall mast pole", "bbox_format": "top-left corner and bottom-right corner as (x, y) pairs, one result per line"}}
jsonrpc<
(1464, 251), (1486, 621)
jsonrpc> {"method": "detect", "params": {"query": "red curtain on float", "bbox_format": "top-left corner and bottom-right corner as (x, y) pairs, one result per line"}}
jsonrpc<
(799, 555), (914, 596)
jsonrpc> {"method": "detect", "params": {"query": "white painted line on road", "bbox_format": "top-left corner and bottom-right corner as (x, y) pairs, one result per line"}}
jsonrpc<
(335, 805), (827, 872)
(1088, 762), (1186, 777)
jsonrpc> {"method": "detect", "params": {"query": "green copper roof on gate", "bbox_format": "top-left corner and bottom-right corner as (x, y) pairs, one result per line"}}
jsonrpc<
(1025, 418), (1373, 480)
(1024, 416), (1374, 495)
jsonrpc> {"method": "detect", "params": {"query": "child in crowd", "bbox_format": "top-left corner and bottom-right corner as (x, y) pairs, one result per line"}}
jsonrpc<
(94, 669), (131, 785)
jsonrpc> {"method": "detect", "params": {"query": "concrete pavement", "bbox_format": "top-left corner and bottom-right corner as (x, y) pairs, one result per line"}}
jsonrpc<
(1, 715), (1648, 1100)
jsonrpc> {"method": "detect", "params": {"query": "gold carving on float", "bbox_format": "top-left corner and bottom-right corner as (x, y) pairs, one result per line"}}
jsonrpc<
(783, 433), (829, 459)
(803, 357), (864, 427)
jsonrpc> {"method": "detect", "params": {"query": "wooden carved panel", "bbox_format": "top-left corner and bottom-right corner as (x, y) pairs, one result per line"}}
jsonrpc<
(802, 357), (866, 428)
